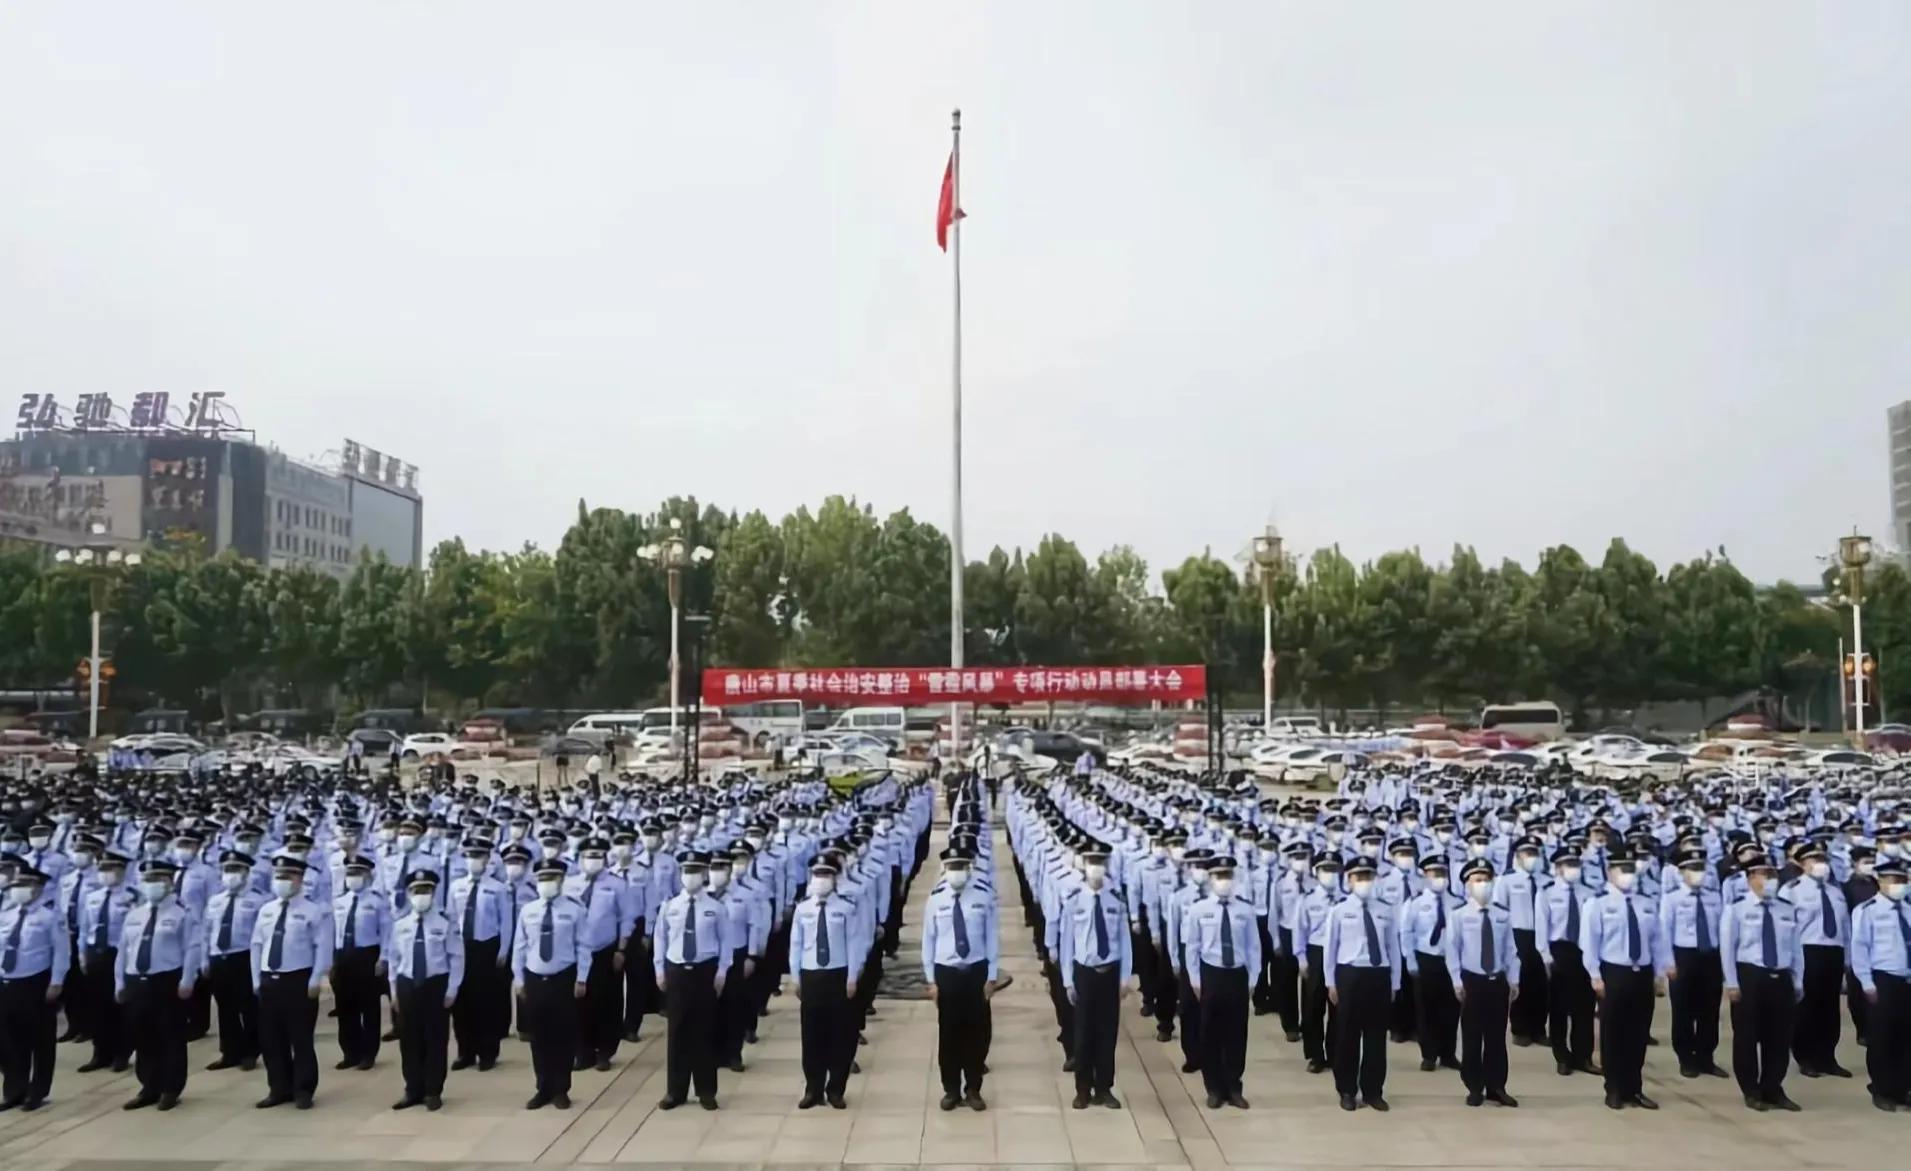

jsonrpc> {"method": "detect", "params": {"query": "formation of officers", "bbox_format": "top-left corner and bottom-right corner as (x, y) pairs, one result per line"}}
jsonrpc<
(0, 761), (938, 1115)
(1002, 758), (1911, 1116)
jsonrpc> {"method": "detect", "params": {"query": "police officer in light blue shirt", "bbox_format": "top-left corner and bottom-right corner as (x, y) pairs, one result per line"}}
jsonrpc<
(1659, 848), (1726, 1079)
(446, 837), (508, 1071)
(1580, 845), (1667, 1111)
(655, 851), (729, 1111)
(1321, 856), (1399, 1112)
(1780, 840), (1850, 1078)
(331, 855), (390, 1070)
(1061, 843), (1131, 1110)
(0, 865), (69, 1110)
(202, 849), (264, 1072)
(116, 859), (202, 1110)
(1719, 857), (1803, 1112)
(1294, 854), (1340, 1073)
(788, 857), (864, 1108)
(249, 855), (332, 1109)
(1186, 855), (1257, 1110)
(1400, 854), (1460, 1072)
(513, 856), (589, 1110)
(77, 851), (137, 1072)
(1447, 859), (1518, 1108)
(922, 844), (998, 1111)
(565, 836), (634, 1072)
(1850, 858), (1911, 1111)
(387, 869), (463, 1111)
(1491, 835), (1548, 1047)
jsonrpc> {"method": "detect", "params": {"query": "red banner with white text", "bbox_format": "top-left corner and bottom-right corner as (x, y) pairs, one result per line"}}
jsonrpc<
(702, 665), (1206, 706)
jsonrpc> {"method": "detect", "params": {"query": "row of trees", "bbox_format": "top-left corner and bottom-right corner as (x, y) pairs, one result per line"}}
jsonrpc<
(0, 494), (1890, 724)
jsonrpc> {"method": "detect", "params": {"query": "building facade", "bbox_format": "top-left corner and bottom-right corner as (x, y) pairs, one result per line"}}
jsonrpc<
(1891, 401), (1911, 554)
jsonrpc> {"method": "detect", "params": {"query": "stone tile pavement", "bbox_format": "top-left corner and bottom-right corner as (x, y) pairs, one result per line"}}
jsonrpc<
(2, 819), (1905, 1168)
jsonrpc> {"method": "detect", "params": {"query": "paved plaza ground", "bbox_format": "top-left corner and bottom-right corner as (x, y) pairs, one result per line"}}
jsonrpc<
(1, 815), (1905, 1170)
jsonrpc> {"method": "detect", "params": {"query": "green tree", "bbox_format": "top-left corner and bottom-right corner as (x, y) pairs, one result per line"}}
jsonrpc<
(710, 510), (789, 668)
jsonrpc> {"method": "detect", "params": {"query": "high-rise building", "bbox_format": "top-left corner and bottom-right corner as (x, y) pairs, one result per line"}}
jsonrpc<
(1891, 402), (1911, 553)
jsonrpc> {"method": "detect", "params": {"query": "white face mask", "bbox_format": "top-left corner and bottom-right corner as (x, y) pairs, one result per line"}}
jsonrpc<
(271, 878), (296, 899)
(1392, 856), (1414, 872)
(505, 864), (527, 882)
(1326, 831), (1343, 846)
(709, 870), (731, 893)
(1468, 843), (1487, 858)
(1884, 883), (1907, 903)
(410, 892), (434, 913)
(1518, 854), (1540, 873)
(1682, 869), (1705, 888)
(642, 835), (662, 852)
(172, 846), (197, 865)
(1857, 861), (1877, 878)
(808, 877), (834, 898)
(1289, 859), (1308, 874)
(396, 835), (418, 852)
(946, 868), (971, 890)
(1808, 861), (1830, 881)
(681, 872), (706, 893)
(6, 886), (34, 907)
(1170, 846), (1186, 862)
(1351, 879), (1374, 900)
(581, 856), (606, 876)
(1211, 877), (1235, 898)
(1435, 830), (1452, 845)
(1467, 881), (1491, 905)
(537, 879), (561, 900)
(1612, 871), (1636, 893)
(69, 850), (94, 868)
(346, 874), (369, 892)
(28, 834), (50, 850)
(1085, 863), (1107, 884)
(221, 869), (248, 890)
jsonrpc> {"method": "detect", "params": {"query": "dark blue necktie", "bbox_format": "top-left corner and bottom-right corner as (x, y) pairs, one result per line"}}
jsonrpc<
(267, 903), (287, 970)
(1363, 903), (1382, 966)
(1626, 898), (1642, 963)
(218, 895), (236, 952)
(1694, 893), (1712, 952)
(1898, 904), (1911, 953)
(463, 883), (478, 940)
(412, 913), (428, 976)
(135, 906), (157, 973)
(1761, 901), (1778, 968)
(539, 904), (554, 962)
(343, 894), (359, 949)
(1220, 901), (1235, 967)
(1431, 896), (1446, 947)
(1564, 887), (1579, 943)
(1092, 892), (1110, 960)
(93, 896), (110, 949)
(1, 908), (21, 973)
(1480, 908), (1496, 974)
(815, 898), (830, 965)
(682, 896), (698, 960)
(1820, 885), (1837, 941)
(953, 892), (971, 959)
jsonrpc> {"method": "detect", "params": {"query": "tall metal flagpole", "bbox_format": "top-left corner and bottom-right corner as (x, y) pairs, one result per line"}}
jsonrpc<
(949, 108), (966, 764)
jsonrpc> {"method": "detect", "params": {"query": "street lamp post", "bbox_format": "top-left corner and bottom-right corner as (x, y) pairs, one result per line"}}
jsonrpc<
(1839, 533), (1874, 743)
(52, 521), (142, 741)
(1251, 524), (1284, 731)
(639, 518), (713, 765)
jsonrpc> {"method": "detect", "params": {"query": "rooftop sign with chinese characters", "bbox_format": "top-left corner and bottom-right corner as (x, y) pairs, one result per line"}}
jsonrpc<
(339, 438), (418, 492)
(701, 665), (1207, 706)
(12, 391), (248, 436)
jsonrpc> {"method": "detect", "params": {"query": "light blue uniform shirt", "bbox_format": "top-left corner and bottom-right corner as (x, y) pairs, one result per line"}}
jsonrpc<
(564, 869), (636, 951)
(1657, 884), (1721, 952)
(0, 901), (70, 983)
(446, 874), (510, 944)
(79, 884), (137, 956)
(1850, 896), (1911, 992)
(1718, 894), (1806, 992)
(1535, 878), (1593, 947)
(332, 887), (393, 951)
(920, 884), (1000, 981)
(1183, 894), (1259, 990)
(512, 895), (593, 983)
(1444, 901), (1519, 987)
(1579, 888), (1670, 977)
(1780, 875), (1849, 948)
(116, 896), (204, 993)
(789, 893), (867, 981)
(249, 895), (334, 991)
(202, 887), (266, 962)
(387, 908), (465, 999)
(1491, 868), (1545, 931)
(654, 891), (731, 978)
(1400, 887), (1457, 970)
(1060, 885), (1132, 992)
(1320, 894), (1402, 993)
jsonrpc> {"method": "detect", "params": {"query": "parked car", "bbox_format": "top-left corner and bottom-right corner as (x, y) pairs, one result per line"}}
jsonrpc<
(401, 732), (465, 761)
(347, 728), (402, 755)
(1866, 724), (1911, 754)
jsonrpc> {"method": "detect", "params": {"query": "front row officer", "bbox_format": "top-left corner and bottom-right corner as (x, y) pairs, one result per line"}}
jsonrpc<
(117, 859), (203, 1111)
(1062, 844), (1132, 1110)
(1186, 854), (1256, 1110)
(921, 844), (999, 1112)
(1719, 857), (1804, 1112)
(0, 866), (67, 1111)
(250, 855), (332, 1110)
(1582, 846), (1666, 1111)
(203, 850), (264, 1072)
(389, 869), (464, 1111)
(513, 856), (589, 1111)
(1322, 856), (1399, 1113)
(787, 857), (864, 1109)
(655, 851), (729, 1111)
(1851, 858), (1911, 1111)
(1447, 859), (1518, 1108)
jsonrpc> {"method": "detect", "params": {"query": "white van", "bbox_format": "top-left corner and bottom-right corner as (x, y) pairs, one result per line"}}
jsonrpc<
(567, 712), (647, 748)
(827, 706), (907, 746)
(726, 699), (804, 752)
(1479, 701), (1565, 743)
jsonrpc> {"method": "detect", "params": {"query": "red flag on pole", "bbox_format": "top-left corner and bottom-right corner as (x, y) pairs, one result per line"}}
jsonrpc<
(936, 153), (964, 251)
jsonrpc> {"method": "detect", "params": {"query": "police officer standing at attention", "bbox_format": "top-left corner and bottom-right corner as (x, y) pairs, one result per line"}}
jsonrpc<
(1061, 843), (1131, 1110)
(202, 849), (263, 1072)
(1447, 859), (1518, 1107)
(249, 855), (332, 1110)
(513, 856), (589, 1110)
(654, 851), (729, 1111)
(1186, 854), (1257, 1109)
(331, 856), (390, 1071)
(921, 843), (999, 1112)
(447, 836), (507, 1071)
(565, 836), (634, 1073)
(1661, 848), (1727, 1079)
(116, 859), (202, 1111)
(0, 866), (67, 1111)
(1783, 840), (1851, 1079)
(1850, 857), (1911, 1111)
(1322, 856), (1398, 1112)
(76, 850), (135, 1073)
(388, 870), (463, 1112)
(1580, 846), (1667, 1110)
(787, 856), (864, 1109)
(1719, 856), (1804, 1112)
(1536, 845), (1596, 1077)
(1401, 854), (1460, 1072)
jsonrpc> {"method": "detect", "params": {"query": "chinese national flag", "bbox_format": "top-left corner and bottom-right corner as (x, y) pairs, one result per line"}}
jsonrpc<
(936, 153), (964, 251)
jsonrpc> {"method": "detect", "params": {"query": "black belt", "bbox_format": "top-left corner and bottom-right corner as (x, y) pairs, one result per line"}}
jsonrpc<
(126, 969), (182, 980)
(261, 968), (312, 980)
(668, 957), (717, 969)
(1076, 961), (1120, 973)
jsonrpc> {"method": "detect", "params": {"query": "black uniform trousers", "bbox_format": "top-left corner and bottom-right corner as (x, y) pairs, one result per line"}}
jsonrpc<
(1732, 964), (1796, 1102)
(933, 960), (989, 1097)
(1332, 964), (1390, 1101)
(207, 951), (258, 1063)
(258, 969), (320, 1100)
(1072, 962), (1121, 1096)
(883, 867), (904, 956)
(799, 967), (854, 1097)
(1867, 972), (1911, 1103)
(1668, 946), (1722, 1072)
(60, 932), (89, 1040)
(1132, 919), (1159, 1014)
(577, 944), (620, 1064)
(1597, 963), (1654, 1099)
(84, 946), (129, 1064)
(1510, 928), (1548, 1041)
(523, 967), (578, 1098)
(1547, 941), (1594, 1068)
(395, 973), (449, 1100)
(1045, 956), (1075, 1058)
(664, 959), (720, 1102)
(622, 919), (654, 1035)
(1152, 933), (1178, 1038)
(0, 971), (56, 1105)
(1793, 944), (1843, 1072)
(1272, 926), (1301, 1035)
(1253, 917), (1277, 1012)
(1176, 966), (1202, 1067)
(332, 945), (382, 1064)
(126, 970), (188, 1099)
(1197, 963), (1248, 1098)
(718, 948), (752, 1064)
(453, 937), (500, 1063)
(1413, 953), (1459, 1064)
(1301, 944), (1336, 1064)
(185, 975), (212, 1039)
(1458, 970), (1510, 1094)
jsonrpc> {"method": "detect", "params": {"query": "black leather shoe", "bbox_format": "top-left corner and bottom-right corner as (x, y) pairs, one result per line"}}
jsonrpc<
(698, 1097), (718, 1111)
(355, 1060), (374, 1071)
(240, 1059), (258, 1071)
(124, 1094), (159, 1111)
(393, 1097), (422, 1111)
(1421, 1058), (1437, 1072)
(939, 1093), (961, 1111)
(553, 1093), (573, 1110)
(1466, 1091), (1483, 1107)
(110, 1059), (130, 1073)
(1367, 1097), (1390, 1112)
(744, 1029), (758, 1045)
(1798, 1065), (1822, 1078)
(1679, 1066), (1699, 1079)
(1180, 1060), (1200, 1074)
(157, 1095), (180, 1111)
(827, 1095), (846, 1109)
(477, 1058), (496, 1072)
(1154, 1029), (1174, 1043)
(1630, 1093), (1658, 1110)
(1823, 1064), (1854, 1079)
(255, 1094), (289, 1109)
(1226, 1093), (1249, 1109)
(382, 1028), (399, 1041)
(451, 1056), (475, 1071)
(1743, 1094), (1769, 1112)
(1339, 1094), (1357, 1112)
(1703, 1063), (1729, 1078)
(1062, 1057), (1078, 1073)
(799, 1092), (821, 1109)
(1767, 1094), (1801, 1112)
(1511, 1034), (1532, 1047)
(1487, 1089), (1518, 1108)
(1204, 1093), (1224, 1109)
(725, 1060), (744, 1074)
(78, 1059), (110, 1073)
(425, 1096), (442, 1112)
(965, 1092), (986, 1111)
(1874, 1094), (1901, 1112)
(1306, 1059), (1330, 1074)
(1439, 1056), (1463, 1071)
(205, 1057), (239, 1071)
(294, 1095), (313, 1110)
(850, 1060), (861, 1074)
(596, 1059), (614, 1072)
(1283, 1030), (1302, 1043)
(657, 1096), (684, 1110)
(1605, 1092), (1626, 1110)
(1072, 1093), (1090, 1110)
(20, 1099), (45, 1112)
(1557, 1061), (1573, 1076)
(525, 1094), (550, 1109)
(1101, 1091), (1123, 1109)
(335, 1058), (358, 1071)
(622, 1027), (642, 1042)
(572, 1056), (591, 1071)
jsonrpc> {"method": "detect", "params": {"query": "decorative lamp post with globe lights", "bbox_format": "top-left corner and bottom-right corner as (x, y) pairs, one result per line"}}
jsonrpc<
(1838, 533), (1873, 743)
(1251, 524), (1284, 731)
(52, 521), (142, 741)
(639, 517), (714, 757)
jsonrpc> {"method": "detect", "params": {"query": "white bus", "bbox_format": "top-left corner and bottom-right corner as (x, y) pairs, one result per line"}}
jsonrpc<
(1479, 701), (1565, 743)
(725, 699), (804, 752)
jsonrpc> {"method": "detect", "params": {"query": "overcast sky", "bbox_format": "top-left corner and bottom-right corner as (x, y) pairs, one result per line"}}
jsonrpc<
(3, 3), (1908, 588)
